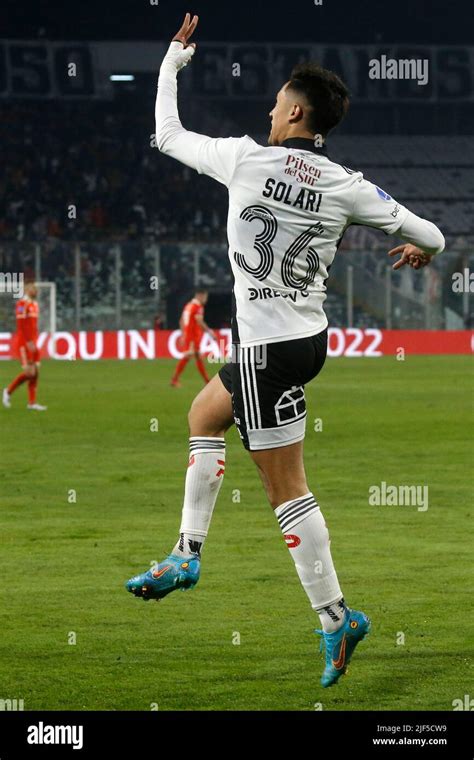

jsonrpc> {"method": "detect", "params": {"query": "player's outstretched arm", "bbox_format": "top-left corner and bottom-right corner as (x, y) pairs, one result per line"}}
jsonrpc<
(350, 177), (445, 270)
(388, 211), (445, 270)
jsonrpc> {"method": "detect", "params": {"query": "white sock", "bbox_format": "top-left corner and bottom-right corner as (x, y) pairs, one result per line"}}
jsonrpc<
(275, 492), (347, 633)
(316, 598), (348, 633)
(173, 437), (226, 558)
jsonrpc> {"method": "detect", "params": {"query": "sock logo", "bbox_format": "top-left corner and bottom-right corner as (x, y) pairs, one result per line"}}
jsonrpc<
(284, 534), (301, 548)
(188, 539), (202, 556)
(324, 605), (341, 623)
(216, 459), (225, 477)
(188, 455), (196, 467)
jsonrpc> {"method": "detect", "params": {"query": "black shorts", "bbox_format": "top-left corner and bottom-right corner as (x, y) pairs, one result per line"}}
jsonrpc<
(218, 330), (327, 451)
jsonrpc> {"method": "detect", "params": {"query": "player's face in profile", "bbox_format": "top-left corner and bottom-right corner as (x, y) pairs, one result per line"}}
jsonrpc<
(268, 83), (291, 146)
(25, 284), (37, 300)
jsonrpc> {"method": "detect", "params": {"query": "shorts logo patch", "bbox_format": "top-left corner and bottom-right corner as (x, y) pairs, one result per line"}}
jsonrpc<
(275, 386), (306, 425)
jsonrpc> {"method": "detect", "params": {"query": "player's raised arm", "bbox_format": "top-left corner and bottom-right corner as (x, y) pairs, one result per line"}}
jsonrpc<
(155, 14), (246, 186)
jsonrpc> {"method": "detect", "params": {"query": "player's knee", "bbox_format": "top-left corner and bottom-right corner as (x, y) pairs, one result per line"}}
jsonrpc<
(187, 397), (200, 428)
(188, 398), (208, 434)
(188, 400), (226, 438)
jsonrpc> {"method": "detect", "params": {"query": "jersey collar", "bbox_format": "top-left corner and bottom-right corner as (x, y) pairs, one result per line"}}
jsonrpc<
(279, 137), (328, 157)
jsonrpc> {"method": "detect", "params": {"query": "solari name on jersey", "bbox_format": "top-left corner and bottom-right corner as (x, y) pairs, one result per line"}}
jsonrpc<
(262, 178), (322, 211)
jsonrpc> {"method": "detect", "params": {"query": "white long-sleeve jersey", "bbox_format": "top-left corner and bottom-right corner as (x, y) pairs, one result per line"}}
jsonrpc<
(155, 44), (445, 347)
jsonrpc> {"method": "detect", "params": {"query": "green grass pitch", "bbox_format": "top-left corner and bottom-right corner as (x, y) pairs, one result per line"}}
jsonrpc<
(0, 355), (472, 711)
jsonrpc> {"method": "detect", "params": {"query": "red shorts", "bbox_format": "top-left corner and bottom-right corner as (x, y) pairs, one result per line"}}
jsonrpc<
(181, 330), (203, 353)
(19, 343), (40, 365)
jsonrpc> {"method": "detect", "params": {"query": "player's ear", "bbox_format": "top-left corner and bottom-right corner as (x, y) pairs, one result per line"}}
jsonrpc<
(289, 102), (304, 123)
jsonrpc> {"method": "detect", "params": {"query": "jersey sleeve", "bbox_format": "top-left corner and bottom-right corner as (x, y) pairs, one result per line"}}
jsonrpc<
(194, 136), (248, 186)
(396, 210), (445, 254)
(158, 126), (247, 186)
(349, 177), (410, 235)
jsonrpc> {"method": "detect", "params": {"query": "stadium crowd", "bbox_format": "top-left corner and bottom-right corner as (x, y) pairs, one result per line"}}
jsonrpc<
(1, 101), (471, 331)
(0, 103), (229, 244)
(2, 103), (472, 246)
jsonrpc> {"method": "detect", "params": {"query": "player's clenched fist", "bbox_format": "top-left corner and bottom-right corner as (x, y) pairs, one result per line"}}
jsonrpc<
(161, 13), (199, 72)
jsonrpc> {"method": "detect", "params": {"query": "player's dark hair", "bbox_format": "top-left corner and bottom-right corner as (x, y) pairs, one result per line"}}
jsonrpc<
(287, 62), (349, 137)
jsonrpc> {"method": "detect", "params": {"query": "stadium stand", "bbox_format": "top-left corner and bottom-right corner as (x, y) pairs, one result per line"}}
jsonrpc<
(0, 104), (471, 330)
(1, 105), (472, 243)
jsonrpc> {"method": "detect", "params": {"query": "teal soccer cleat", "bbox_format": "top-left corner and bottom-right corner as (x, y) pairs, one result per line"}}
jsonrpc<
(315, 608), (371, 687)
(125, 554), (200, 601)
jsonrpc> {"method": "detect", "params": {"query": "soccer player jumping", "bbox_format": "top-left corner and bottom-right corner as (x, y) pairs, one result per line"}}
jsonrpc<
(3, 282), (47, 412)
(171, 289), (216, 387)
(126, 15), (445, 687)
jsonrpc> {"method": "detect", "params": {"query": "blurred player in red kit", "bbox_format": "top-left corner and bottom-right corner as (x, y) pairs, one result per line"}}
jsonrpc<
(171, 290), (216, 387)
(3, 282), (47, 411)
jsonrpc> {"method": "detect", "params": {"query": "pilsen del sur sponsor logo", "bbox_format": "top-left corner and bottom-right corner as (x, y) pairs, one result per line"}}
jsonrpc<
(284, 154), (322, 185)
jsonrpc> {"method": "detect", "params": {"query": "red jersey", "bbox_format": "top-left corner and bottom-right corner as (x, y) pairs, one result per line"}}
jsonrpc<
(15, 298), (39, 346)
(180, 299), (204, 340)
